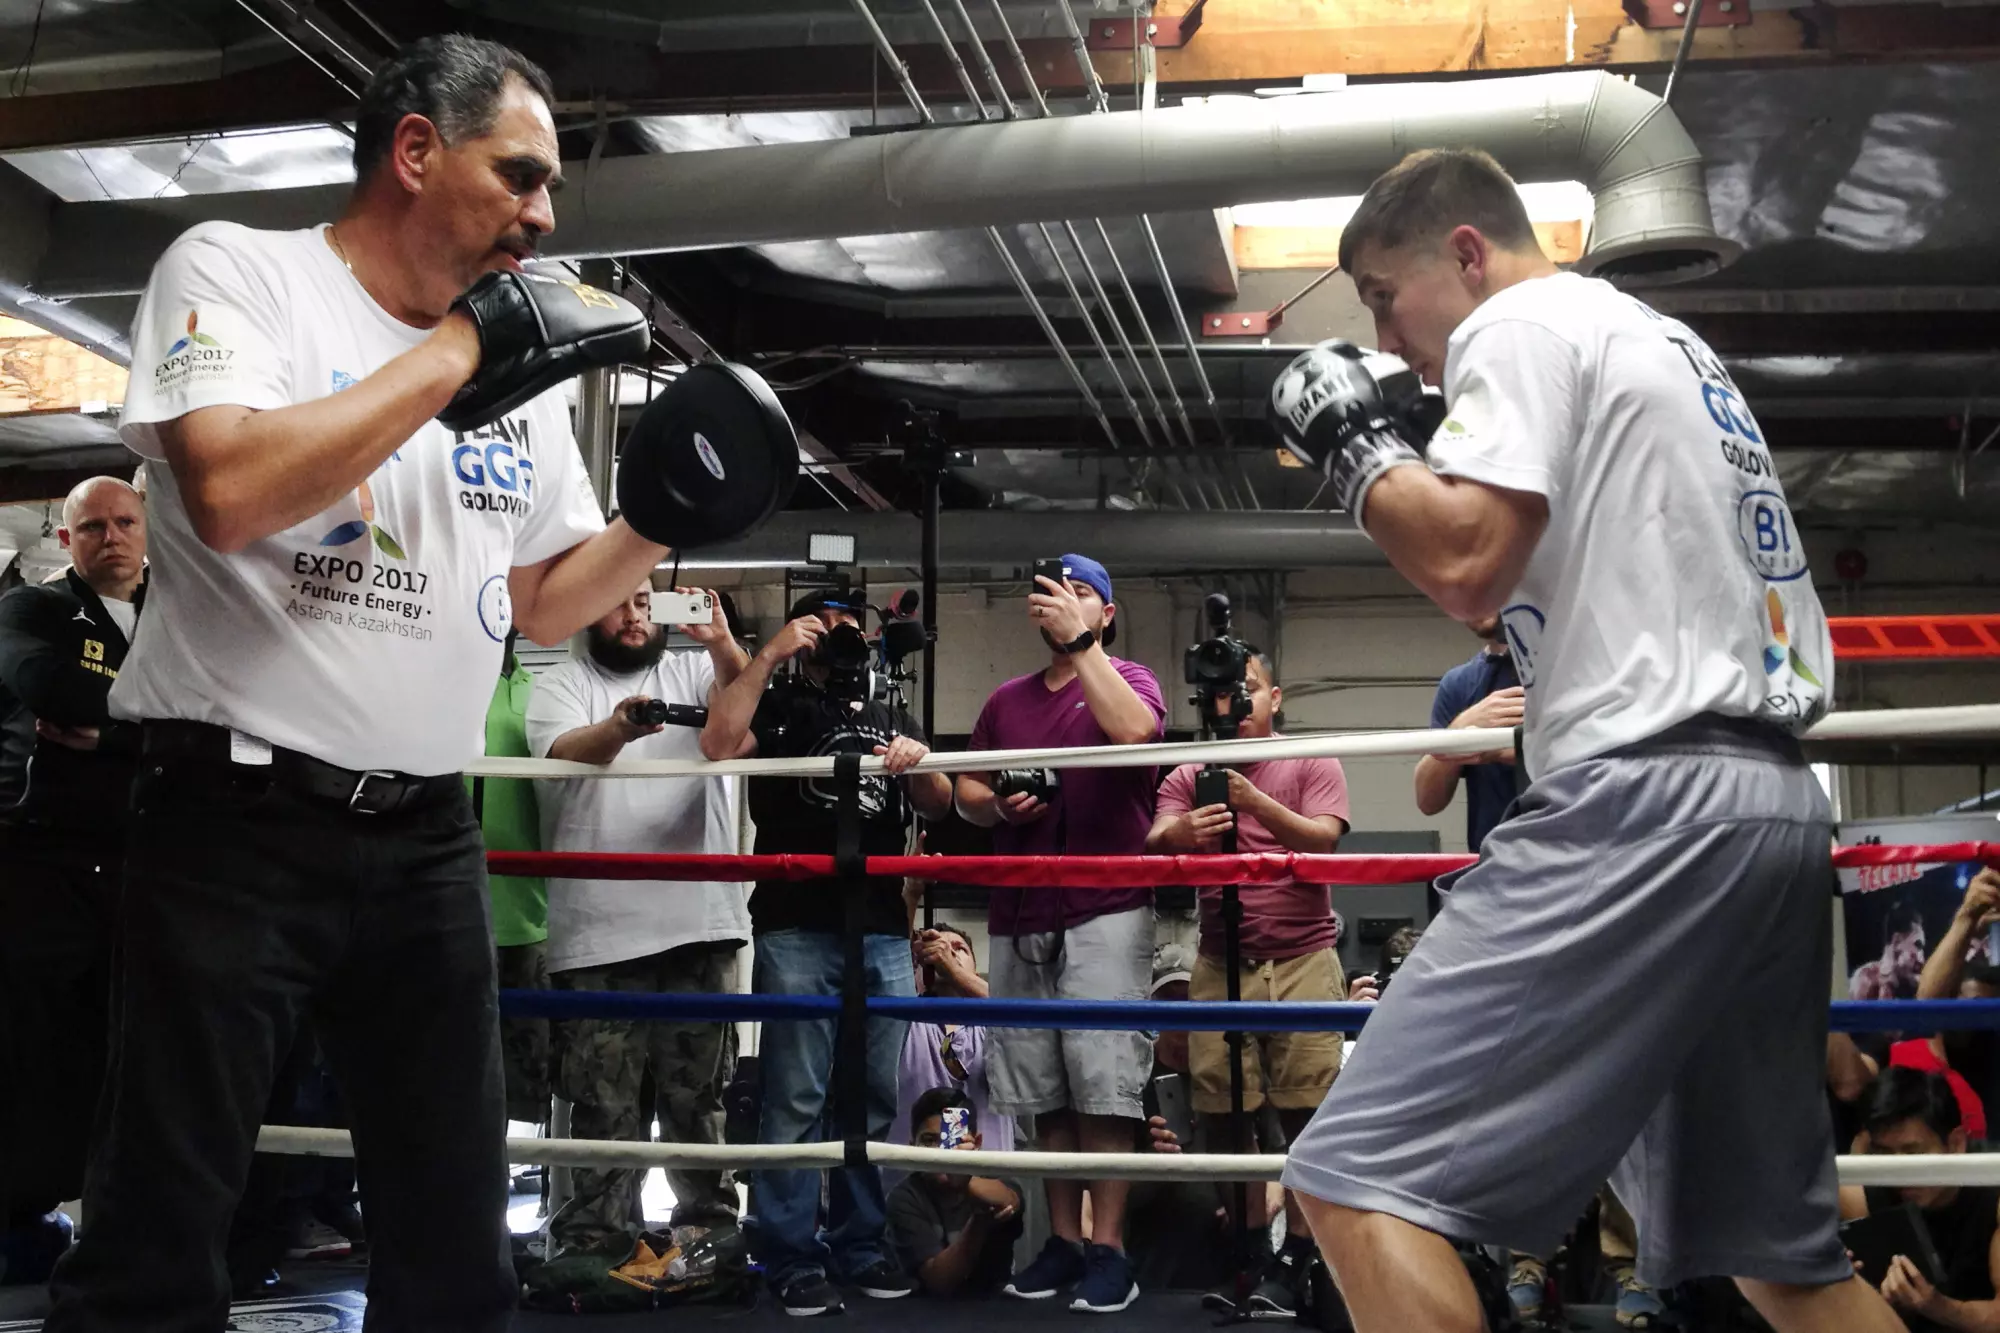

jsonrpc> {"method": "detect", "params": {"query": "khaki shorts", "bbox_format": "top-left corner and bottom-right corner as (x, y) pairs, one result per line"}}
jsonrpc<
(1189, 947), (1345, 1114)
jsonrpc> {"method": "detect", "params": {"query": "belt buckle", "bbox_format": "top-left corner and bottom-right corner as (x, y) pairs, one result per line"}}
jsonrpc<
(348, 770), (401, 815)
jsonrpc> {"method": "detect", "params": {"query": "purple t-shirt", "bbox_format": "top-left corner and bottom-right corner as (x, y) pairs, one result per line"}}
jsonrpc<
(896, 1021), (1014, 1154)
(969, 657), (1166, 936)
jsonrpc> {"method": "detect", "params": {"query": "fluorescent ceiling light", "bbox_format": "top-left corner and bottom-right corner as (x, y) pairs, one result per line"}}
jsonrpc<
(1231, 179), (1595, 230)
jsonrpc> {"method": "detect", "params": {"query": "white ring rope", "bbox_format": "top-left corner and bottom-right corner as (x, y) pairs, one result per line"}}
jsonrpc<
(253, 1126), (1998, 1188)
(461, 702), (2000, 782)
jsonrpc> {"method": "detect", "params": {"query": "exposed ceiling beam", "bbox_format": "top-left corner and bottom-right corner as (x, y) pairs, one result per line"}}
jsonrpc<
(1107, 0), (2000, 86)
(720, 288), (2000, 363)
(5, 1), (1998, 155)
(0, 463), (125, 505)
(0, 58), (354, 154)
(885, 409), (2000, 455)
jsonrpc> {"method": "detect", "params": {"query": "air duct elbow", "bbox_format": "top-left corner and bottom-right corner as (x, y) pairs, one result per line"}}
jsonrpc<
(1571, 73), (1741, 287)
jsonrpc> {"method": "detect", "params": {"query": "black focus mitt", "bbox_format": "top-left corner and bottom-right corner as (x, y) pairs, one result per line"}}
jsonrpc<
(617, 362), (799, 549)
(438, 271), (650, 433)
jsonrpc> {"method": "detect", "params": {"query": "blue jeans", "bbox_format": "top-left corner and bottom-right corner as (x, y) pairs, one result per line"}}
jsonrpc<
(751, 929), (913, 1286)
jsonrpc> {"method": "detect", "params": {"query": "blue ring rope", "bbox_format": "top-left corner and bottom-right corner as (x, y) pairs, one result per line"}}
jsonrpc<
(501, 990), (2000, 1035)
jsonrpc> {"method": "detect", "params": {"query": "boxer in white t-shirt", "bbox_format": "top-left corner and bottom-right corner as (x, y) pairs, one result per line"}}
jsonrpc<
(1271, 150), (1898, 1333)
(45, 37), (670, 1333)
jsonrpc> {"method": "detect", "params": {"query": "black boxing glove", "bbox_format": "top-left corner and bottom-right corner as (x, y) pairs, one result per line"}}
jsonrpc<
(1268, 340), (1445, 527)
(439, 271), (650, 433)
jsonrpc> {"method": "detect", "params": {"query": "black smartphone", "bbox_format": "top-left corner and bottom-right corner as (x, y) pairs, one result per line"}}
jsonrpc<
(1841, 1204), (1945, 1288)
(1032, 557), (1068, 591)
(1194, 766), (1232, 810)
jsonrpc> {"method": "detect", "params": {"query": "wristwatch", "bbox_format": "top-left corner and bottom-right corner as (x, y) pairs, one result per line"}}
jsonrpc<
(1056, 628), (1097, 655)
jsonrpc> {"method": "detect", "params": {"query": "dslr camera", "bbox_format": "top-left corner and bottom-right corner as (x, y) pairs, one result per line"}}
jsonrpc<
(992, 767), (1061, 804)
(1184, 592), (1254, 738)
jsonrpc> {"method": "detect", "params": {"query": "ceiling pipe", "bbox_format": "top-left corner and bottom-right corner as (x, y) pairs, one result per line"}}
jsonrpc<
(0, 164), (132, 361)
(31, 70), (1733, 301)
(674, 509), (1386, 571)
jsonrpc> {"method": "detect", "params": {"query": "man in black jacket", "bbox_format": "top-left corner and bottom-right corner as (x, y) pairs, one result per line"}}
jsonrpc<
(0, 475), (146, 1280)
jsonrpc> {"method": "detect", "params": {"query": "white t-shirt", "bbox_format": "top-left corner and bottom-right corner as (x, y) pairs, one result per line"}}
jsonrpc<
(1426, 272), (1831, 776)
(101, 597), (137, 642)
(111, 221), (604, 775)
(525, 649), (748, 974)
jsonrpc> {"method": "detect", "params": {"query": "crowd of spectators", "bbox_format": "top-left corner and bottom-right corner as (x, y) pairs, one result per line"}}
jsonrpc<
(8, 520), (1986, 1333)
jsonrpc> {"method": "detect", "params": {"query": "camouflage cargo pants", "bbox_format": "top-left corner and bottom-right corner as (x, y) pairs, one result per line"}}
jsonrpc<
(551, 939), (741, 1251)
(497, 940), (551, 1125)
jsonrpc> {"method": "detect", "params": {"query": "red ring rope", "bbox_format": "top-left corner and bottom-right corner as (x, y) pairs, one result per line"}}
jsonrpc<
(486, 842), (2000, 887)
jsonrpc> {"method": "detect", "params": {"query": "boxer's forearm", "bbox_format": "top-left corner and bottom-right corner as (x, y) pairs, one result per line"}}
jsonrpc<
(161, 321), (479, 554)
(510, 520), (667, 645)
(1363, 468), (1548, 621)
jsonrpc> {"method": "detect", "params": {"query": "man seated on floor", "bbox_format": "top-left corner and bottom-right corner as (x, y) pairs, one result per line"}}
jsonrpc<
(1840, 1066), (2000, 1332)
(889, 1088), (1024, 1299)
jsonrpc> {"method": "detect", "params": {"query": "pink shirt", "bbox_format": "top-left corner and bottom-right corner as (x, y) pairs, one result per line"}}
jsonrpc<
(970, 657), (1167, 936)
(1156, 751), (1351, 960)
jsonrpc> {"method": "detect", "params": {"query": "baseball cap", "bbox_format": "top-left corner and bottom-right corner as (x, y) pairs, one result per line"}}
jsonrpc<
(1057, 553), (1113, 606)
(788, 587), (867, 621)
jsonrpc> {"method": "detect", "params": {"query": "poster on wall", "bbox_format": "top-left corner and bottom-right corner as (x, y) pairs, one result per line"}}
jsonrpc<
(1839, 812), (2000, 1001)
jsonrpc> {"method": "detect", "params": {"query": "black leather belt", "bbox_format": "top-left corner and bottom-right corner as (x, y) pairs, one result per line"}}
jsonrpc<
(139, 720), (461, 816)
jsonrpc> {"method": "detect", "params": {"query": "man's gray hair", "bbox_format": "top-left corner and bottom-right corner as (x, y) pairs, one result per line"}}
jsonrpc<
(351, 34), (555, 183)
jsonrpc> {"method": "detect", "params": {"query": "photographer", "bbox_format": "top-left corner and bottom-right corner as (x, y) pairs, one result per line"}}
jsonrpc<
(1146, 648), (1349, 1319)
(525, 580), (751, 1260)
(1911, 870), (2000, 1139)
(955, 554), (1166, 1315)
(898, 925), (1013, 1156)
(1839, 1067), (2000, 1332)
(889, 1088), (1025, 1299)
(700, 589), (952, 1316)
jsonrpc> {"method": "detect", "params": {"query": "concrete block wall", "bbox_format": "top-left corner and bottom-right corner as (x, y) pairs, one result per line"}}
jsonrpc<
(696, 522), (2000, 842)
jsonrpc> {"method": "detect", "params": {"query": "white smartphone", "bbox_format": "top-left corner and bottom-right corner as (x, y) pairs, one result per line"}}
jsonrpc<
(649, 590), (714, 626)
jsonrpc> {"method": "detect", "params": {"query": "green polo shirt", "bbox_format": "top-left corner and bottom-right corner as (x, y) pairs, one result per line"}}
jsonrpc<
(472, 664), (547, 947)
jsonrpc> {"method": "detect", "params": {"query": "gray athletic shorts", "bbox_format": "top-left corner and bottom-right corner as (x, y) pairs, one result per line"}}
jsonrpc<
(1283, 714), (1851, 1290)
(987, 905), (1153, 1120)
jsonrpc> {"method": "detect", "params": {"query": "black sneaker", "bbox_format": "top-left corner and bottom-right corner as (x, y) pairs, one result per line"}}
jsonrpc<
(1247, 1244), (1312, 1321)
(847, 1257), (916, 1300)
(1247, 1270), (1300, 1320)
(1201, 1281), (1241, 1314)
(776, 1270), (845, 1317)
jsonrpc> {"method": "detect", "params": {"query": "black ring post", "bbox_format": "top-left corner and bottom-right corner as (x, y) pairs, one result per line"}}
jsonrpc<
(834, 751), (870, 1169)
(1218, 784), (1253, 1314)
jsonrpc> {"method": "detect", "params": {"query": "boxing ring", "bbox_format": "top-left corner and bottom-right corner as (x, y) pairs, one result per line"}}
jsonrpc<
(249, 702), (2000, 1190)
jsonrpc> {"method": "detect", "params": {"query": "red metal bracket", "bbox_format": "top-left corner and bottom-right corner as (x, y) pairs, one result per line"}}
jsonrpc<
(1202, 310), (1276, 337)
(1084, 0), (1207, 50)
(1829, 615), (2000, 662)
(1623, 0), (1750, 28)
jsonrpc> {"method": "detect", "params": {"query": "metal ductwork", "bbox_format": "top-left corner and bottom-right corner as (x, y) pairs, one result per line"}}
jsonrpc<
(677, 509), (1386, 572)
(29, 70), (1731, 302)
(0, 164), (134, 362)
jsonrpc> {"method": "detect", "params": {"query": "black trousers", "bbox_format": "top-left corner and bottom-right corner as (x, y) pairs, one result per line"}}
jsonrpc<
(44, 757), (515, 1333)
(0, 826), (117, 1225)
